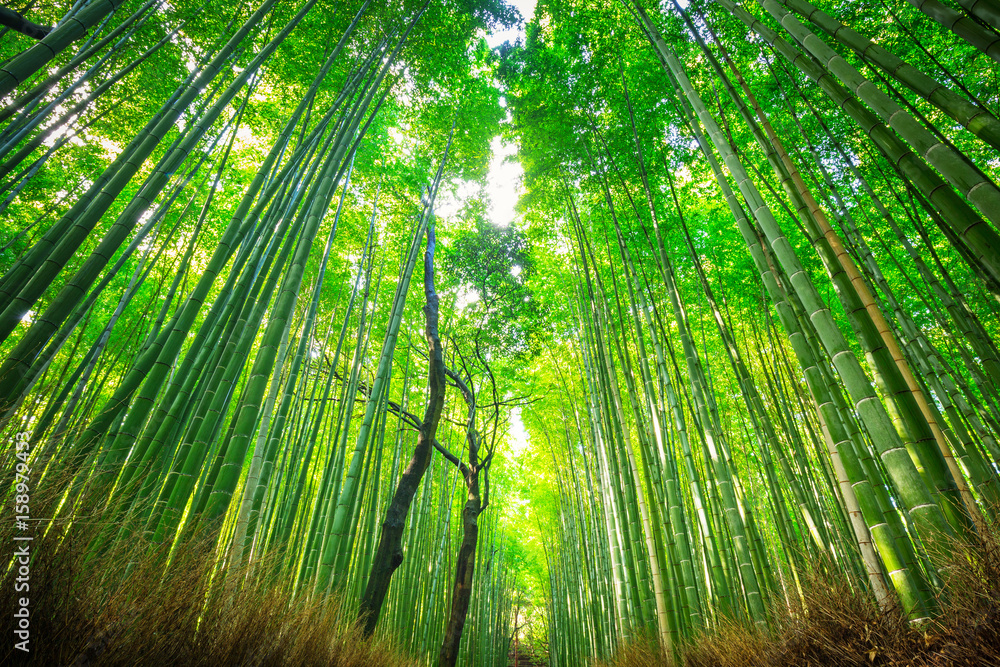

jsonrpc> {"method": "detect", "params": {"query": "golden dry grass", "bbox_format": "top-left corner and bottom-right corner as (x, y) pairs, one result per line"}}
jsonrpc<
(598, 512), (1000, 667)
(0, 465), (417, 666)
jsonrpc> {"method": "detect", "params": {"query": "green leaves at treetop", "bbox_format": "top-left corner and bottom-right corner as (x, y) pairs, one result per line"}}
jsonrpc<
(442, 213), (544, 359)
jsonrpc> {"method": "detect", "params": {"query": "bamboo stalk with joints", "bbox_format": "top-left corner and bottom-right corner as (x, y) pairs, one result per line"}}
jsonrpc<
(712, 0), (1000, 294)
(774, 0), (1000, 150)
(632, 6), (927, 613)
(688, 5), (973, 532)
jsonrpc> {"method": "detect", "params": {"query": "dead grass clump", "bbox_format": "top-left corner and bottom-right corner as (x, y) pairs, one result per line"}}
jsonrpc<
(919, 517), (1000, 666)
(681, 617), (774, 667)
(767, 567), (911, 667)
(592, 637), (667, 667)
(0, 464), (416, 666)
(601, 513), (1000, 667)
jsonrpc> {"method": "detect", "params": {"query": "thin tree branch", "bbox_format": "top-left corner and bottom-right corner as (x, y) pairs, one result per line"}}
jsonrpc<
(0, 7), (52, 40)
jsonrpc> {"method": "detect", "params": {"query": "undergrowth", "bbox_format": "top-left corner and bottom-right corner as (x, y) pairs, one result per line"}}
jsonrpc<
(598, 512), (1000, 667)
(0, 464), (417, 666)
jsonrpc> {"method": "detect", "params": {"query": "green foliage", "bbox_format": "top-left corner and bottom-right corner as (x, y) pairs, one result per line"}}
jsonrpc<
(442, 212), (543, 359)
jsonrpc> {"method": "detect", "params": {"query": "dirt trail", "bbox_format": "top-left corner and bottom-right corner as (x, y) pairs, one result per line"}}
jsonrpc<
(508, 648), (547, 666)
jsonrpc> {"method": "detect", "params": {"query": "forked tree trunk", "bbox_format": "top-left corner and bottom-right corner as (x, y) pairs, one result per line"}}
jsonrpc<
(358, 164), (450, 635)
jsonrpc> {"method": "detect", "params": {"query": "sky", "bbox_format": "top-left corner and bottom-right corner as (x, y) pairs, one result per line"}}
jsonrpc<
(489, 1), (536, 455)
(486, 0), (537, 49)
(431, 1), (535, 229)
(483, 0), (536, 230)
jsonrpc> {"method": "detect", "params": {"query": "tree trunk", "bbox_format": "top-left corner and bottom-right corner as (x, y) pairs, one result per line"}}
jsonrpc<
(359, 196), (446, 637)
(439, 485), (481, 666)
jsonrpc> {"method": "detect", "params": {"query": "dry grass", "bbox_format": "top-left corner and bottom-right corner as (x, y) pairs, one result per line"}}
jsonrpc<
(0, 465), (417, 666)
(598, 512), (1000, 667)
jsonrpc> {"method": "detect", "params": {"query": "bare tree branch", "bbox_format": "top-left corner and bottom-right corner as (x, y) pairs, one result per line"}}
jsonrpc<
(0, 7), (52, 40)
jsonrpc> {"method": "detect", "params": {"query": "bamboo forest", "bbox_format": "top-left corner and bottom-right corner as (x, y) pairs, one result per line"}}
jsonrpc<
(3, 0), (1000, 664)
